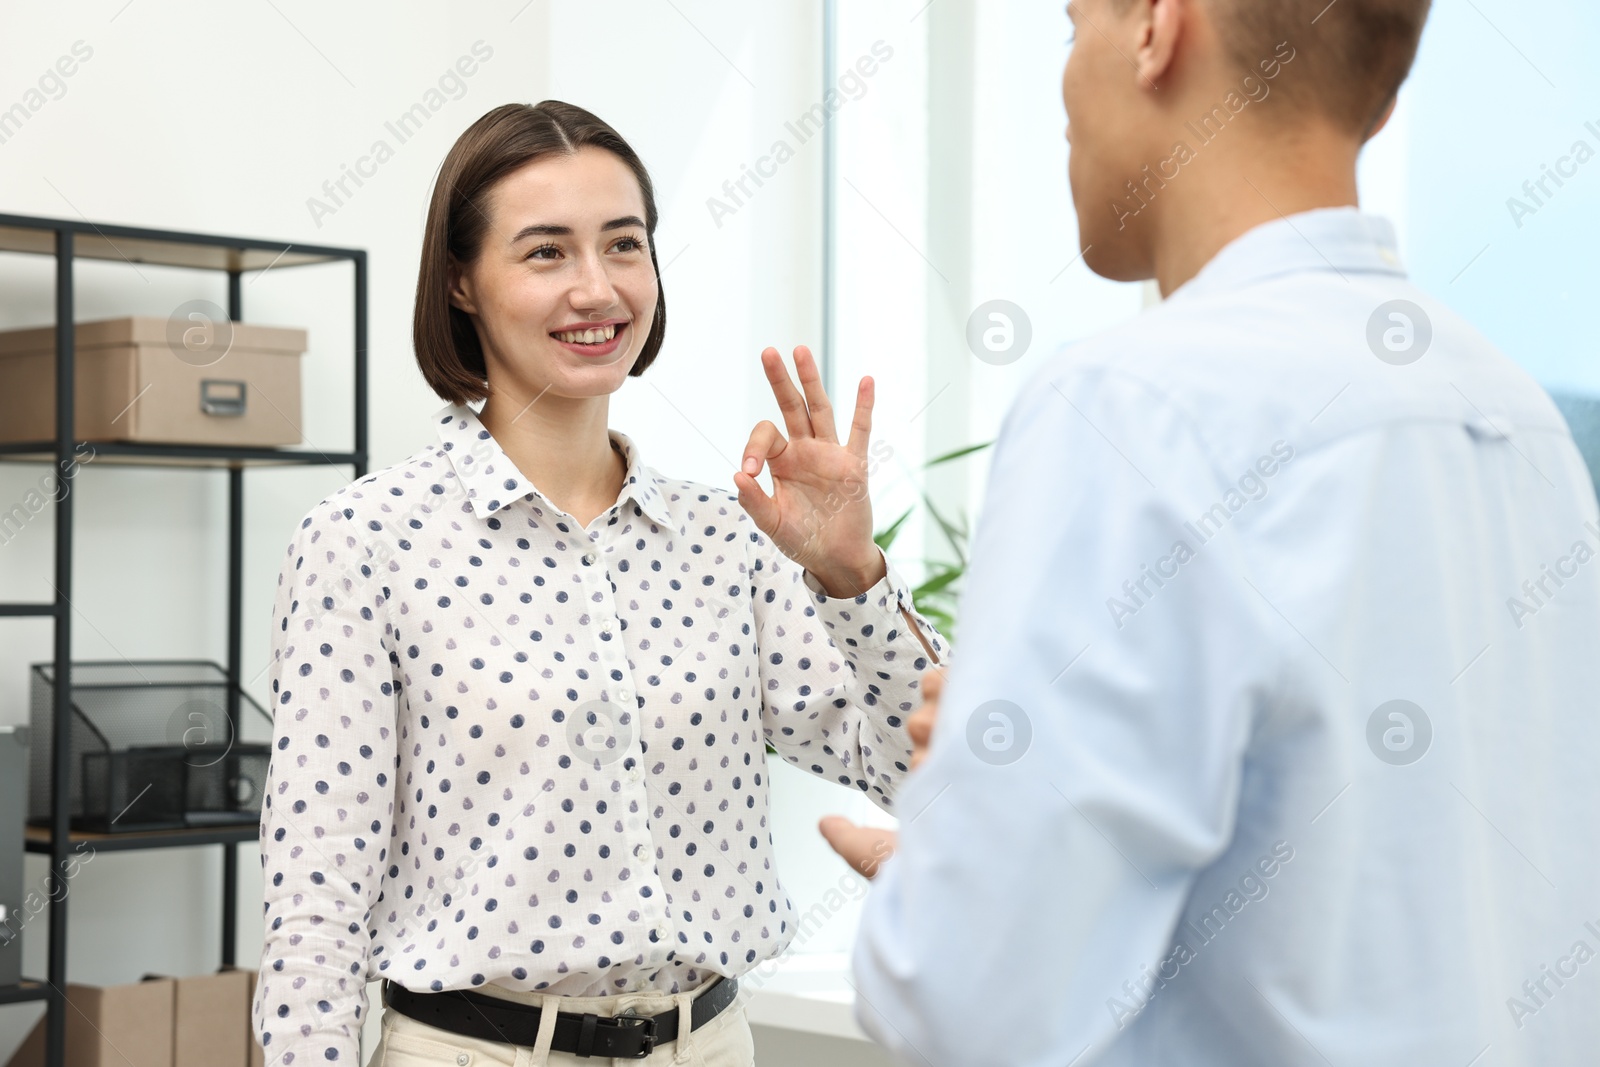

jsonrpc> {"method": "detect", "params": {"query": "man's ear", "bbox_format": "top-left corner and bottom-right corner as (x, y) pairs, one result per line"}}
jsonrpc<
(1135, 0), (1187, 90)
(1364, 94), (1399, 142)
(447, 256), (478, 316)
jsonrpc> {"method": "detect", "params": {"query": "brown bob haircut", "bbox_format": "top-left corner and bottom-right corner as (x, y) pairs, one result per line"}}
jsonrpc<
(413, 100), (667, 405)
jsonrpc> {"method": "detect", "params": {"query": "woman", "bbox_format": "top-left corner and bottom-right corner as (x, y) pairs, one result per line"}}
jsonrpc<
(252, 100), (947, 1067)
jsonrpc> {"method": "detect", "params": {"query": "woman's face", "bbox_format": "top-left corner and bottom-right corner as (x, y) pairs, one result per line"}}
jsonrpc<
(450, 146), (659, 404)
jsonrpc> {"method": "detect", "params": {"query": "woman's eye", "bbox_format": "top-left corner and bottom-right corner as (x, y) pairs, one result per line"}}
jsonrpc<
(527, 244), (560, 261)
(613, 236), (645, 253)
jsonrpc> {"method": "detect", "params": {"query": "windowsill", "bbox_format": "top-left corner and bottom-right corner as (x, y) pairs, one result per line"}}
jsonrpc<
(743, 952), (871, 1043)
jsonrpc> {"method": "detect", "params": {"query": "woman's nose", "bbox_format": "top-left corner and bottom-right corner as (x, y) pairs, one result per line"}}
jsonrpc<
(570, 254), (620, 308)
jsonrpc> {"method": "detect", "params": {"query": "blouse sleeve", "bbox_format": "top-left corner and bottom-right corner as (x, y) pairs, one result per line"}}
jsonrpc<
(252, 502), (400, 1066)
(744, 518), (948, 814)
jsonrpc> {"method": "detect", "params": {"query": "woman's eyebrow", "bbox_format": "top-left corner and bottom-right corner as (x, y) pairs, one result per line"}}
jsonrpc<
(510, 216), (645, 242)
(513, 223), (570, 240)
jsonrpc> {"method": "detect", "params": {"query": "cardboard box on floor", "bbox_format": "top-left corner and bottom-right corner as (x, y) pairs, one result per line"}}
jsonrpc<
(242, 967), (264, 1067)
(2, 976), (173, 1067)
(1, 1016), (44, 1067)
(169, 968), (250, 1067)
(3, 968), (255, 1067)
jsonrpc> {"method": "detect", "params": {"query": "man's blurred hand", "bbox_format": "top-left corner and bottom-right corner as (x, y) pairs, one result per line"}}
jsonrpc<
(818, 665), (945, 879)
(906, 662), (942, 772)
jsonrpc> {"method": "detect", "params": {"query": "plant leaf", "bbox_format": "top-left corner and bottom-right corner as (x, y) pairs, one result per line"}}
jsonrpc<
(925, 441), (993, 468)
(919, 489), (968, 569)
(873, 506), (915, 551)
(912, 568), (963, 599)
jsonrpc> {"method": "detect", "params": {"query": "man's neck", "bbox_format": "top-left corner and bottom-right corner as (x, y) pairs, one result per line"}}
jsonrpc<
(1146, 128), (1364, 297)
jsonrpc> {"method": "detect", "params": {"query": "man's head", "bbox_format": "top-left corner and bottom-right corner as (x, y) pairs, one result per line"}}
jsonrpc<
(1062, 0), (1431, 284)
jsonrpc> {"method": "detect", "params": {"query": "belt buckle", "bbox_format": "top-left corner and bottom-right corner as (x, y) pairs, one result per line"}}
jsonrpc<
(610, 1010), (658, 1057)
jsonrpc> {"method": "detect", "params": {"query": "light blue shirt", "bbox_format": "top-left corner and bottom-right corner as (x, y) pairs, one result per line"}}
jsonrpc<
(850, 208), (1600, 1066)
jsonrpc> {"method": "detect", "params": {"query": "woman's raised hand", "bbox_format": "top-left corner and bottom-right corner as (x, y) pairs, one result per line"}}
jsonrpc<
(733, 345), (886, 598)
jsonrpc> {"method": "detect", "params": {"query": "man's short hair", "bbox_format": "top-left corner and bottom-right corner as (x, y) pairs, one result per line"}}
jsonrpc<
(1213, 0), (1432, 134)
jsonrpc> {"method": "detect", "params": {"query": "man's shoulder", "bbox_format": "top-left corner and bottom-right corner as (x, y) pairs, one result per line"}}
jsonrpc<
(1019, 274), (1569, 471)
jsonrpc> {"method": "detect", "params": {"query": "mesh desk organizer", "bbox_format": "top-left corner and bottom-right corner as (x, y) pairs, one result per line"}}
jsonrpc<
(27, 661), (272, 834)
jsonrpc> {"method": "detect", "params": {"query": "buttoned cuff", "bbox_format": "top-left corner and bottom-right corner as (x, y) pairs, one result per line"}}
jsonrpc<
(801, 546), (917, 642)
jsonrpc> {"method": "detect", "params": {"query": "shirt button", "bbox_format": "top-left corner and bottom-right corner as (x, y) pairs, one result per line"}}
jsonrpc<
(628, 767), (641, 783)
(582, 551), (597, 565)
(634, 844), (648, 859)
(456, 1055), (470, 1066)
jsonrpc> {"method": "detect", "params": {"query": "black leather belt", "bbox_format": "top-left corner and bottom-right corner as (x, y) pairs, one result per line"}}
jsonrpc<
(381, 975), (739, 1059)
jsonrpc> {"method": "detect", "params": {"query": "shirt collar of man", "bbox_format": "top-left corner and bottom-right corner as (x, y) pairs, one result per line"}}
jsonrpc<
(433, 404), (676, 527)
(1167, 207), (1408, 305)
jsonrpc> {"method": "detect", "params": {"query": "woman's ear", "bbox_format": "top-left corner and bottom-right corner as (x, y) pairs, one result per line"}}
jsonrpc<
(1136, 0), (1187, 91)
(447, 256), (478, 316)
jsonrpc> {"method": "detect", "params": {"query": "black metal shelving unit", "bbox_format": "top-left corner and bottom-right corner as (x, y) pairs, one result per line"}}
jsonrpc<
(0, 211), (368, 1067)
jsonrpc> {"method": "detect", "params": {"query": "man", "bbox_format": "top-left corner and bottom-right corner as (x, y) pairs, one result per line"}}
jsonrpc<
(820, 0), (1600, 1063)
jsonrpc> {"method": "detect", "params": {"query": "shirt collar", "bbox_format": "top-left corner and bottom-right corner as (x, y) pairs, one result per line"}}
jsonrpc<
(1166, 207), (1407, 305)
(433, 404), (675, 527)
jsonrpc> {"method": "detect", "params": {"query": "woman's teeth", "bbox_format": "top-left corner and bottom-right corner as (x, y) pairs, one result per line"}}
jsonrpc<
(554, 324), (618, 344)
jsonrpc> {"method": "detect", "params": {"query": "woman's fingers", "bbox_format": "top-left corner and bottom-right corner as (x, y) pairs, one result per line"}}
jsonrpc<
(844, 374), (875, 458)
(760, 347), (813, 441)
(736, 420), (787, 531)
(740, 419), (788, 478)
(792, 346), (838, 444)
(759, 345), (854, 446)
(733, 469), (778, 532)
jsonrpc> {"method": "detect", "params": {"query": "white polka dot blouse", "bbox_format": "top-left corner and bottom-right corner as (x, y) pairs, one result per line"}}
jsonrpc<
(252, 404), (948, 1063)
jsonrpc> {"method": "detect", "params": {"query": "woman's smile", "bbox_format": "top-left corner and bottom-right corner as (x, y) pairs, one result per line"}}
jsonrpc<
(550, 316), (629, 358)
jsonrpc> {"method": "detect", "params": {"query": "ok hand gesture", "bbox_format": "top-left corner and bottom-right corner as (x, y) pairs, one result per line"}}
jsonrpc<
(733, 345), (886, 598)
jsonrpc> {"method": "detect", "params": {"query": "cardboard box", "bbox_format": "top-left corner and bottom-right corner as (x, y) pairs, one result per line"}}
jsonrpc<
(3, 1014), (45, 1067)
(172, 969), (249, 1067)
(3, 968), (256, 1067)
(61, 976), (175, 1067)
(0, 316), (306, 447)
(242, 968), (264, 1067)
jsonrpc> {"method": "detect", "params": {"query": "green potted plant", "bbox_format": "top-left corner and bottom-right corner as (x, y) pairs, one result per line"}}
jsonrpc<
(871, 441), (992, 644)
